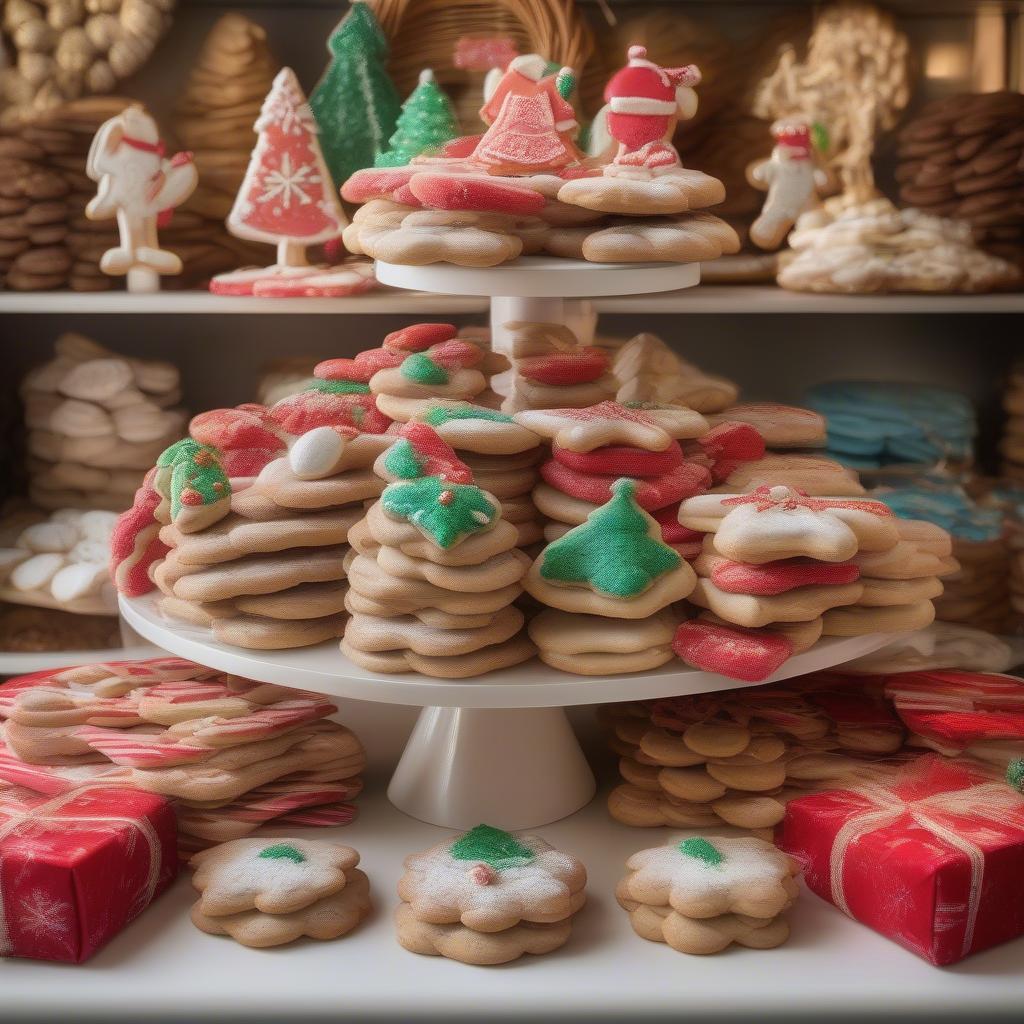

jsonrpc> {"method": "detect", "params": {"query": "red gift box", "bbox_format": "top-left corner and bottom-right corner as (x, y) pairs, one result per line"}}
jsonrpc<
(780, 756), (1024, 965)
(0, 784), (178, 963)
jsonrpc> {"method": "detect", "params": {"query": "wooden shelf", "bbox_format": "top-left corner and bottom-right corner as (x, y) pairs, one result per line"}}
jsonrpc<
(2, 285), (1023, 316)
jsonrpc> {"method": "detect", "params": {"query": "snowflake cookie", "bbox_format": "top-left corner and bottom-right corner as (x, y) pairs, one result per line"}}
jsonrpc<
(190, 837), (359, 916)
(398, 824), (587, 933)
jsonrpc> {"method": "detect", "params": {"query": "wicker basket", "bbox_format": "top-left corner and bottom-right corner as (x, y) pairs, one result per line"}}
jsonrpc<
(369, 0), (594, 129)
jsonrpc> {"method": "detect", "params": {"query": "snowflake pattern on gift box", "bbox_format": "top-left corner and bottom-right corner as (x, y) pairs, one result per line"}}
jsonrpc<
(17, 888), (75, 955)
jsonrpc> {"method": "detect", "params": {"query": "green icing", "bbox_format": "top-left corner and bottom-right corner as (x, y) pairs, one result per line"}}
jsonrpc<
(1007, 758), (1024, 793)
(811, 121), (830, 154)
(451, 825), (534, 870)
(157, 437), (202, 468)
(423, 405), (513, 426)
(401, 353), (449, 386)
(383, 438), (426, 480)
(381, 477), (494, 548)
(258, 843), (307, 864)
(678, 837), (724, 867)
(539, 478), (680, 598)
(307, 378), (370, 395)
(156, 438), (230, 521)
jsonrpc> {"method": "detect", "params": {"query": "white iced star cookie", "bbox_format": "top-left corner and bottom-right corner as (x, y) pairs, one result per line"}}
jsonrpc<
(617, 835), (799, 921)
(190, 837), (359, 916)
(397, 824), (587, 933)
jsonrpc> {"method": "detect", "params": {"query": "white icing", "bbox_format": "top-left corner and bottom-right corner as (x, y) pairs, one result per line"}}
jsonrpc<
(11, 553), (64, 591)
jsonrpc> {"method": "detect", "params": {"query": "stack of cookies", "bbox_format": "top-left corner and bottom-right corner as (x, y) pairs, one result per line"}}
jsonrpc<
(1002, 362), (1024, 481)
(0, 658), (366, 856)
(149, 428), (388, 649)
(524, 477), (696, 675)
(23, 332), (186, 511)
(603, 677), (905, 834)
(0, 507), (118, 615)
(896, 92), (1024, 269)
(674, 486), (935, 681)
(190, 838), (371, 948)
(617, 836), (800, 955)
(342, 425), (535, 677)
(396, 824), (586, 965)
(172, 13), (279, 280)
(491, 321), (617, 414)
(0, 133), (72, 290)
(514, 401), (716, 559)
(613, 332), (738, 414)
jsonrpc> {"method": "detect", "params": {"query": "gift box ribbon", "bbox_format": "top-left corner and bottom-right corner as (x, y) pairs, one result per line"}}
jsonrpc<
(0, 786), (163, 957)
(828, 777), (1024, 959)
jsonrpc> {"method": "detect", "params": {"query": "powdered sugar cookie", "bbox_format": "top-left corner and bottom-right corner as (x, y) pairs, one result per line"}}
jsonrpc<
(191, 838), (359, 916)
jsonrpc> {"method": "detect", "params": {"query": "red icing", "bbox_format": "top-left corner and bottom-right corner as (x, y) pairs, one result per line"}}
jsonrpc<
(540, 459), (711, 510)
(710, 557), (861, 596)
(553, 440), (683, 477)
(693, 421), (765, 483)
(721, 486), (894, 516)
(517, 347), (609, 386)
(672, 619), (792, 683)
(398, 422), (474, 484)
(340, 166), (417, 203)
(110, 469), (168, 597)
(652, 502), (702, 543)
(269, 390), (392, 435)
(189, 407), (285, 453)
(428, 339), (483, 369)
(315, 348), (403, 382)
(383, 323), (458, 352)
(391, 183), (423, 207)
(437, 135), (482, 159)
(408, 173), (546, 216)
(251, 270), (376, 299)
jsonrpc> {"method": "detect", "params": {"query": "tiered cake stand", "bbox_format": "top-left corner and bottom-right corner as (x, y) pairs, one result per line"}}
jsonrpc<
(121, 258), (894, 831)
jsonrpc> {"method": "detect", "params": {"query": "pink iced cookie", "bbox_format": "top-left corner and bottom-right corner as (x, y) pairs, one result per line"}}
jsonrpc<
(111, 468), (168, 597)
(428, 339), (484, 370)
(652, 504), (703, 545)
(189, 407), (287, 478)
(518, 348), (610, 386)
(383, 421), (475, 484)
(315, 349), (404, 384)
(673, 619), (792, 683)
(707, 555), (861, 596)
(250, 264), (377, 298)
(552, 440), (684, 477)
(341, 166), (418, 203)
(382, 323), (458, 352)
(540, 458), (711, 510)
(691, 421), (766, 483)
(268, 388), (392, 435)
(408, 173), (547, 216)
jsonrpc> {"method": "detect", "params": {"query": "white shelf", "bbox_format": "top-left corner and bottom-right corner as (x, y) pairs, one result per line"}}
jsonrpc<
(120, 594), (891, 709)
(1, 784), (1019, 1020)
(3, 285), (1023, 315)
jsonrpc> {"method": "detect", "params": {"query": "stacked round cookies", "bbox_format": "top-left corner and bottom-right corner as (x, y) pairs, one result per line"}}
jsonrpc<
(23, 333), (186, 511)
(395, 824), (587, 965)
(603, 678), (904, 833)
(190, 838), (371, 948)
(616, 836), (800, 954)
(896, 92), (1024, 270)
(0, 658), (367, 856)
(343, 425), (535, 677)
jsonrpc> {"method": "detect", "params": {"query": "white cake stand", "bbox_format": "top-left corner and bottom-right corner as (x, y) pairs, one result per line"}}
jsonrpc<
(121, 593), (890, 830)
(122, 259), (894, 830)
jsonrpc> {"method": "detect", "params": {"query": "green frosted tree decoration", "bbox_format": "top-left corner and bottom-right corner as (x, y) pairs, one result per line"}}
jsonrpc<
(451, 825), (535, 870)
(381, 477), (495, 549)
(375, 69), (459, 167)
(539, 478), (681, 598)
(309, 0), (401, 187)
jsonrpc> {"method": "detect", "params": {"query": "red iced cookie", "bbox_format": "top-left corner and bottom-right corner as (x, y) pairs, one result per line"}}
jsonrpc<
(710, 557), (861, 596)
(693, 421), (766, 483)
(111, 468), (168, 598)
(340, 166), (416, 203)
(672, 619), (793, 683)
(553, 440), (684, 477)
(438, 135), (482, 159)
(189, 407), (284, 452)
(540, 459), (711, 510)
(391, 183), (423, 207)
(518, 347), (609, 386)
(315, 348), (404, 383)
(396, 422), (474, 484)
(428, 339), (484, 369)
(652, 502), (703, 544)
(408, 173), (546, 216)
(269, 390), (391, 435)
(383, 323), (458, 352)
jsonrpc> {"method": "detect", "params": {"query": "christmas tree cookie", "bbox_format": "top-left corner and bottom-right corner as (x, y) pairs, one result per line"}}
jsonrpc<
(342, 425), (535, 677)
(525, 478), (696, 676)
(210, 67), (376, 298)
(375, 70), (459, 168)
(616, 836), (799, 954)
(395, 824), (587, 965)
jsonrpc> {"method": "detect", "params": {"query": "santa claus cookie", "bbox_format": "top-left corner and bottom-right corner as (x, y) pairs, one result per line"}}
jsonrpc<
(396, 824), (586, 965)
(616, 835), (799, 955)
(190, 839), (370, 948)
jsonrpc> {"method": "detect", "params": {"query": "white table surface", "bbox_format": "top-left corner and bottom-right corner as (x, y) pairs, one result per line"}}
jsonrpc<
(3, 772), (1021, 1022)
